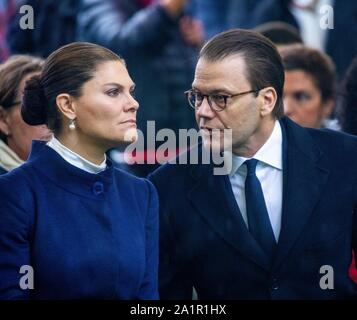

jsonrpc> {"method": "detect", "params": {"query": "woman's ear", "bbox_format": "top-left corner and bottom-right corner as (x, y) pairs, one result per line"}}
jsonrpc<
(321, 98), (334, 119)
(56, 94), (76, 121)
(0, 106), (10, 136)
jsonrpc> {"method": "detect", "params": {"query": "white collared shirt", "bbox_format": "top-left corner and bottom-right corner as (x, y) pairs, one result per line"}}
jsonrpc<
(227, 120), (283, 241)
(47, 137), (107, 174)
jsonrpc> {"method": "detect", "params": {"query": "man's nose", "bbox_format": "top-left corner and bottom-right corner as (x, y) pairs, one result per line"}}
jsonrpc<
(196, 97), (215, 119)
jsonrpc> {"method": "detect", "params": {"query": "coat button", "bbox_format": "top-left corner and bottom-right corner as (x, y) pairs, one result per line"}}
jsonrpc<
(92, 181), (104, 195)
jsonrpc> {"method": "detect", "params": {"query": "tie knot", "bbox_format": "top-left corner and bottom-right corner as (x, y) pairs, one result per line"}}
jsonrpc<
(245, 159), (258, 175)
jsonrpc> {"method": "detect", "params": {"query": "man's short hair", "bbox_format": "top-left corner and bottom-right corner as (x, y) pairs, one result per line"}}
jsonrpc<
(199, 29), (285, 119)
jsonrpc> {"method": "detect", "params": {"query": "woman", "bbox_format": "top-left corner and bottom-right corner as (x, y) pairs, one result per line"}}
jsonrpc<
(0, 42), (159, 299)
(0, 55), (51, 174)
(279, 44), (337, 129)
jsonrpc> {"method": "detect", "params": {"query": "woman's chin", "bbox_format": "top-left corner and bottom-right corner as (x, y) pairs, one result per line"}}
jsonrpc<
(122, 127), (138, 144)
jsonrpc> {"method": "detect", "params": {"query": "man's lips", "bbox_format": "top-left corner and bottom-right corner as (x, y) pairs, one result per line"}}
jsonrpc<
(121, 119), (137, 125)
(200, 126), (225, 132)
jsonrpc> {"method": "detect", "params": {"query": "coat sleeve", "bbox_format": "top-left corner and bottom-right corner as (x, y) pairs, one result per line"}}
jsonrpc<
(148, 172), (194, 299)
(77, 0), (178, 57)
(0, 172), (33, 300)
(137, 179), (160, 299)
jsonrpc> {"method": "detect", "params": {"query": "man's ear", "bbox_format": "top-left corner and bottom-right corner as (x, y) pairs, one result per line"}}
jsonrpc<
(0, 106), (10, 136)
(259, 87), (277, 117)
(56, 94), (76, 121)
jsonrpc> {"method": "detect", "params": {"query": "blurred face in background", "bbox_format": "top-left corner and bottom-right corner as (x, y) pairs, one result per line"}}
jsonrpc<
(0, 72), (52, 160)
(283, 70), (333, 128)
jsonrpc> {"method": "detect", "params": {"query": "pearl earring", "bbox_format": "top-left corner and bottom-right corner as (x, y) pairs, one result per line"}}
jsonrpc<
(69, 119), (76, 130)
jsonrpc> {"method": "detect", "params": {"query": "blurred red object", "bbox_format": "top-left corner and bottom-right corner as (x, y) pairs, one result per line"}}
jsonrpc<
(349, 252), (357, 283)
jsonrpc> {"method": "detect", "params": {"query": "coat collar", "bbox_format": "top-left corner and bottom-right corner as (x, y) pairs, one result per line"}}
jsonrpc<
(27, 141), (115, 199)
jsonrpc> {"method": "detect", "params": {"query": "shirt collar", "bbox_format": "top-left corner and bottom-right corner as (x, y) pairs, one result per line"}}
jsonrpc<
(47, 137), (107, 174)
(227, 120), (283, 177)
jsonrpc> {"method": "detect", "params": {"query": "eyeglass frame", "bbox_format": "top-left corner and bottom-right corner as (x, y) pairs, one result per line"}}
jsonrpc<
(184, 88), (262, 111)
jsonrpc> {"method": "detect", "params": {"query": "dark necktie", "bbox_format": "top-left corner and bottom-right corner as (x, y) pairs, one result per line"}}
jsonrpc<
(244, 159), (276, 259)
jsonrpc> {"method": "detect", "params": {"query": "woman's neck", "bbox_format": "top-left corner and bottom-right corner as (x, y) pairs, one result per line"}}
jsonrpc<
(55, 134), (106, 165)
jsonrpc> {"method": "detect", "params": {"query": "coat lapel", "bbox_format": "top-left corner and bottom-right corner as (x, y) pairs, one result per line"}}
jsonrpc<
(273, 118), (330, 270)
(187, 163), (271, 271)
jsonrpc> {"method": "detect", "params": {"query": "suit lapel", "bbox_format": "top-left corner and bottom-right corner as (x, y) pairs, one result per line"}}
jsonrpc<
(273, 118), (330, 270)
(187, 163), (271, 271)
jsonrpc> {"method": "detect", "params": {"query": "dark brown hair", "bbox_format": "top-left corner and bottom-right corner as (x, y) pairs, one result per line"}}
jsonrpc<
(254, 22), (302, 46)
(22, 42), (124, 134)
(199, 29), (285, 119)
(279, 44), (336, 102)
(0, 55), (44, 141)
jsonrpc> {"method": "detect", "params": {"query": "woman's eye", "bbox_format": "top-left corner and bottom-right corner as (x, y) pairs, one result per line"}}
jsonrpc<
(294, 91), (311, 102)
(106, 89), (120, 97)
(130, 90), (136, 98)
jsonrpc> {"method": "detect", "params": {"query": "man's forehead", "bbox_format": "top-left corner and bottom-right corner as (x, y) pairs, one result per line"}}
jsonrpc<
(193, 55), (249, 89)
(197, 54), (246, 67)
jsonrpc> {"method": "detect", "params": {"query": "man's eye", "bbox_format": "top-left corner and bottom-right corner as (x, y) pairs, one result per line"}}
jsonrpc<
(195, 92), (204, 101)
(212, 95), (226, 103)
(107, 89), (120, 97)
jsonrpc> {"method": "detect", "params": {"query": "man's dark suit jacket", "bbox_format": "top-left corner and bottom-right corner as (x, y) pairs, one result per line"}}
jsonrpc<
(149, 117), (357, 299)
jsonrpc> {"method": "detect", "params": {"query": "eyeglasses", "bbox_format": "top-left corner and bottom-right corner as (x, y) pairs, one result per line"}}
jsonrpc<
(185, 89), (261, 111)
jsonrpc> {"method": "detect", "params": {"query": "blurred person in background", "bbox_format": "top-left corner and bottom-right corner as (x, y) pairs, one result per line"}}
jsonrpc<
(337, 57), (357, 137)
(279, 44), (337, 129)
(77, 0), (204, 176)
(335, 56), (357, 284)
(252, 0), (357, 76)
(0, 55), (51, 175)
(0, 0), (16, 62)
(195, 0), (264, 39)
(7, 0), (79, 58)
(254, 21), (302, 47)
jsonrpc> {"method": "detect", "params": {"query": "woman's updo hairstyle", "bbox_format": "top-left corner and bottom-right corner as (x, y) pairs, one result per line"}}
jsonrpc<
(22, 42), (124, 134)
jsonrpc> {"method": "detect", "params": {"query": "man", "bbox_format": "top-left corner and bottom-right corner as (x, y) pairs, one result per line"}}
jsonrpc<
(149, 29), (357, 299)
